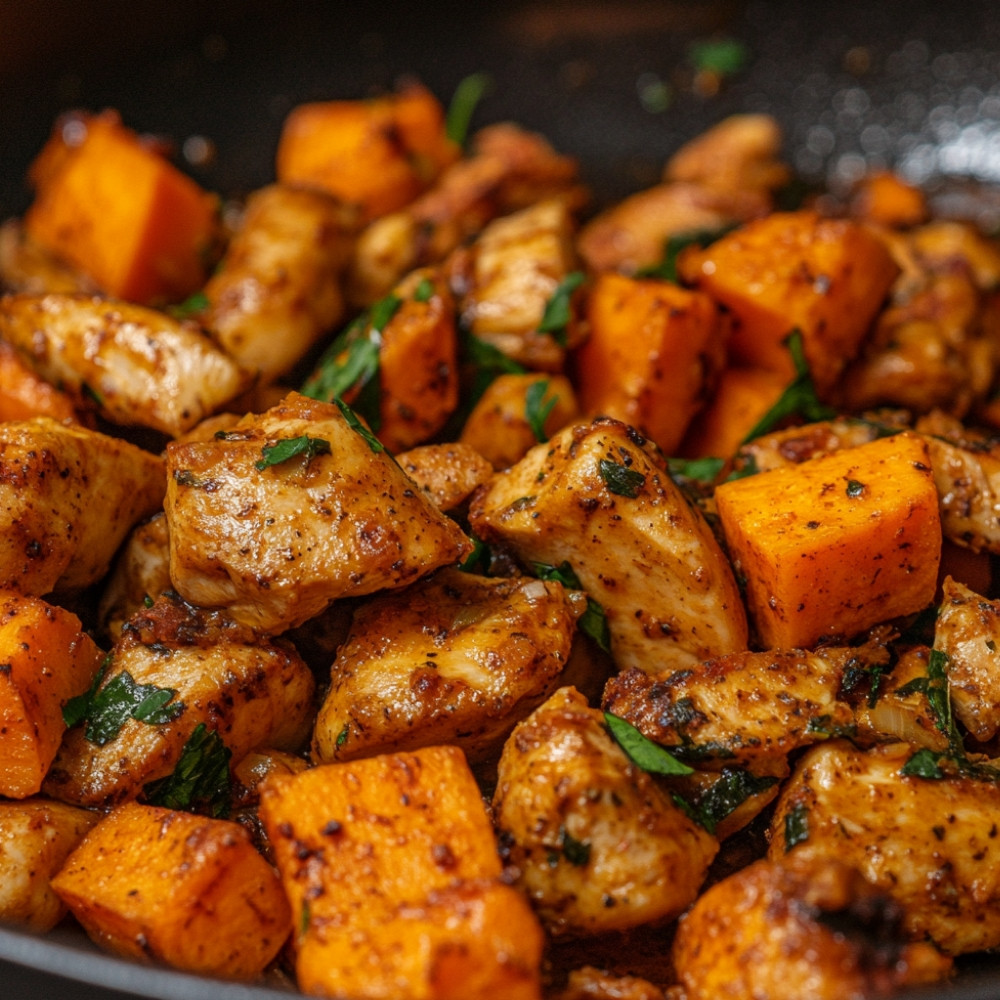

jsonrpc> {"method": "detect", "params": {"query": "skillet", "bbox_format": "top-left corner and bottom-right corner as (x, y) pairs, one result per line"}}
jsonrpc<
(3, 1), (1000, 996)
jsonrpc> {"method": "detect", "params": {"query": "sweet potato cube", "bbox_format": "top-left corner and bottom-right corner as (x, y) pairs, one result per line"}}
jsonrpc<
(680, 210), (899, 391)
(573, 272), (728, 454)
(277, 84), (459, 223)
(459, 372), (579, 469)
(0, 798), (98, 930)
(0, 593), (103, 798)
(714, 432), (941, 649)
(24, 112), (218, 305)
(258, 745), (544, 1000)
(50, 802), (290, 979)
(679, 365), (789, 459)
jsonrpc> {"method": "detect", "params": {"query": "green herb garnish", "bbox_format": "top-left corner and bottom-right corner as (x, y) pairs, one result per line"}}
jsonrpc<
(604, 712), (694, 776)
(62, 657), (111, 729)
(143, 723), (232, 817)
(672, 767), (778, 835)
(446, 72), (492, 147)
(599, 458), (646, 498)
(301, 292), (402, 429)
(254, 436), (331, 470)
(689, 37), (749, 76)
(667, 455), (726, 485)
(741, 329), (836, 443)
(533, 560), (611, 652)
(168, 289), (209, 320)
(66, 667), (185, 746)
(334, 397), (386, 456)
(525, 379), (558, 442)
(896, 649), (958, 750)
(538, 271), (585, 345)
(413, 277), (435, 303)
(639, 225), (735, 283)
(559, 828), (591, 867)
(900, 747), (946, 780)
(784, 801), (810, 851)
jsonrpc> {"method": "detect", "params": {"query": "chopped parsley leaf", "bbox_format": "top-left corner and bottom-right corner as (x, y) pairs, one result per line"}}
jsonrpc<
(255, 435), (331, 470)
(741, 330), (835, 443)
(525, 379), (558, 442)
(599, 458), (646, 498)
(604, 712), (694, 776)
(538, 271), (584, 344)
(784, 801), (810, 851)
(66, 667), (185, 746)
(143, 723), (232, 818)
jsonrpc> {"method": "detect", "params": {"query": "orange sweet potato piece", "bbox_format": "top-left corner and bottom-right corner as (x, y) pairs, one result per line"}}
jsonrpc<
(50, 802), (290, 979)
(277, 83), (460, 223)
(573, 272), (728, 454)
(24, 111), (218, 305)
(851, 171), (928, 228)
(459, 372), (579, 469)
(679, 365), (788, 459)
(714, 432), (941, 649)
(0, 593), (103, 798)
(259, 745), (544, 1000)
(679, 210), (899, 392)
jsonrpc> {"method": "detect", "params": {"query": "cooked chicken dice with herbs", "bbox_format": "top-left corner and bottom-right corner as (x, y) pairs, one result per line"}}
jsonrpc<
(770, 739), (1000, 955)
(164, 390), (472, 632)
(313, 567), (586, 765)
(450, 198), (584, 371)
(493, 686), (719, 937)
(469, 416), (748, 672)
(44, 593), (316, 810)
(0, 293), (251, 437)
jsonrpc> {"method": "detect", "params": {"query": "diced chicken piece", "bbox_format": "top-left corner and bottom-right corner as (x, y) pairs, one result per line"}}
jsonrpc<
(97, 512), (172, 642)
(0, 799), (99, 931)
(44, 593), (316, 809)
(916, 410), (1000, 555)
(836, 271), (997, 418)
(672, 852), (951, 1000)
(0, 293), (250, 437)
(577, 183), (768, 276)
(165, 391), (471, 632)
(200, 183), (352, 384)
(493, 686), (718, 937)
(770, 740), (1000, 955)
(395, 441), (494, 512)
(313, 568), (585, 765)
(450, 199), (583, 372)
(0, 417), (165, 595)
(935, 577), (1000, 742)
(663, 114), (790, 194)
(468, 417), (748, 673)
(851, 646), (951, 752)
(602, 641), (882, 772)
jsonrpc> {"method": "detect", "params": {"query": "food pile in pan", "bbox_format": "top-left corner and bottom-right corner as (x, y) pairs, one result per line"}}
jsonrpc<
(2, 78), (1000, 1000)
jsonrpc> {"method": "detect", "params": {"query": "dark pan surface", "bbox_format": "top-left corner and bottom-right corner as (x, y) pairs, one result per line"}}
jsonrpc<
(3, 1), (1000, 997)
